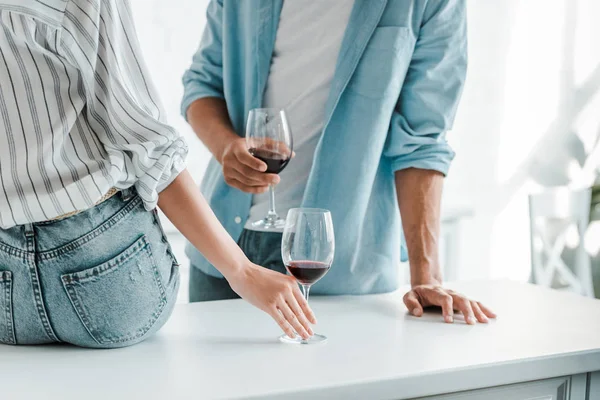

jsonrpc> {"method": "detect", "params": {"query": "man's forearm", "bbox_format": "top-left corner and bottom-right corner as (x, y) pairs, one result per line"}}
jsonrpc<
(186, 97), (239, 163)
(395, 168), (444, 286)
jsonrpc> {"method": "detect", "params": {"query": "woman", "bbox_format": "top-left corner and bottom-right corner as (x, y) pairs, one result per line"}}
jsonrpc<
(0, 0), (314, 348)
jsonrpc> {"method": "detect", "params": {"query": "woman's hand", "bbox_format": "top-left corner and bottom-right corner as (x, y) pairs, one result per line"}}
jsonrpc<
(158, 170), (316, 339)
(227, 263), (317, 339)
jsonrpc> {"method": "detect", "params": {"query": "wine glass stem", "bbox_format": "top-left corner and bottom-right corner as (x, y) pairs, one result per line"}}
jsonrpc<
(266, 184), (278, 220)
(301, 285), (311, 303)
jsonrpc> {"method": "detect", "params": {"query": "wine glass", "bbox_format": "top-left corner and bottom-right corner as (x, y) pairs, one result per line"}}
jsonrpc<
(246, 108), (293, 230)
(281, 208), (335, 344)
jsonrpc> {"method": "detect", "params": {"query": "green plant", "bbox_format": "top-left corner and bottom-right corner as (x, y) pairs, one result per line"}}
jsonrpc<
(591, 173), (600, 299)
(592, 176), (600, 220)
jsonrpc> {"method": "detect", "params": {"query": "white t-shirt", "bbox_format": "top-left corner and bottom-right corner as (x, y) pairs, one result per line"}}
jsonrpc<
(246, 0), (355, 231)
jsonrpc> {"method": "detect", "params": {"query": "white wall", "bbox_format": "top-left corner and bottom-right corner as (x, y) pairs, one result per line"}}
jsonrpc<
(446, 0), (600, 281)
(129, 0), (600, 283)
(130, 0), (212, 233)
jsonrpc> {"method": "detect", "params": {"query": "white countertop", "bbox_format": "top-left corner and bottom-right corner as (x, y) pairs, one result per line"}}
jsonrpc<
(1, 281), (600, 400)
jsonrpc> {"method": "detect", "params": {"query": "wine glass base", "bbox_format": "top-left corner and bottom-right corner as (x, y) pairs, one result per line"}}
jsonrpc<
(279, 333), (327, 345)
(251, 218), (286, 230)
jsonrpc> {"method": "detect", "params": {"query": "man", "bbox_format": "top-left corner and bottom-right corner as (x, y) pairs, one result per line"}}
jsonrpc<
(182, 0), (496, 323)
(0, 0), (314, 347)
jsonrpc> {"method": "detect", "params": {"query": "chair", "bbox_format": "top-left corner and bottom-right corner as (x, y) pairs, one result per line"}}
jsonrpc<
(529, 188), (595, 297)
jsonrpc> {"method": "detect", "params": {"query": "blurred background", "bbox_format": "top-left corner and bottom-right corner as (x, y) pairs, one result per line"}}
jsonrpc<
(129, 0), (600, 303)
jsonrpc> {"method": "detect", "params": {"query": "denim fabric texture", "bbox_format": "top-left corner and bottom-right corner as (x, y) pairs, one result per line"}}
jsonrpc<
(189, 229), (284, 302)
(0, 189), (180, 348)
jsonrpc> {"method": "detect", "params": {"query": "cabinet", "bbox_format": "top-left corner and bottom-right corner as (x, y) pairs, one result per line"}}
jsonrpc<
(416, 373), (599, 400)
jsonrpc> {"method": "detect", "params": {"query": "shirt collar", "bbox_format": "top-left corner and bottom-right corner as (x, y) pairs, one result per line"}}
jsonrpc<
(0, 0), (68, 27)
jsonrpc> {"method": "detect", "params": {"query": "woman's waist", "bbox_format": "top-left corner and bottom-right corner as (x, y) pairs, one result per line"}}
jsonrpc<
(0, 189), (148, 255)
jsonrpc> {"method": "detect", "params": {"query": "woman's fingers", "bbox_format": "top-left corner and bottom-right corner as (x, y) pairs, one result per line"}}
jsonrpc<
(285, 292), (314, 336)
(276, 301), (310, 340)
(269, 307), (296, 339)
(292, 286), (317, 324)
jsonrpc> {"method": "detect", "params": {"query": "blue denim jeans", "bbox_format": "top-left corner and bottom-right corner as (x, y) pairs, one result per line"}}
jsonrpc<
(189, 229), (284, 302)
(0, 189), (179, 348)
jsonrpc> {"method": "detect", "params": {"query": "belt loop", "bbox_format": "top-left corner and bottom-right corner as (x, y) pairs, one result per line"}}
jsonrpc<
(120, 188), (135, 202)
(24, 224), (34, 238)
(24, 224), (35, 252)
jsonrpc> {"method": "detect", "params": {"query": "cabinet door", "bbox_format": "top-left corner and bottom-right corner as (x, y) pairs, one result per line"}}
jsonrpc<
(416, 375), (587, 400)
(588, 371), (600, 400)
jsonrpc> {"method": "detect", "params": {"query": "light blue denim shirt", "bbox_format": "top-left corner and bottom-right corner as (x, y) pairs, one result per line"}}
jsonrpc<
(181, 0), (467, 295)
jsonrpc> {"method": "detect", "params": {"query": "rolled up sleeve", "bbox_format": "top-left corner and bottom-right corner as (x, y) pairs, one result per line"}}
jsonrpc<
(60, 0), (188, 210)
(181, 0), (225, 120)
(384, 0), (467, 176)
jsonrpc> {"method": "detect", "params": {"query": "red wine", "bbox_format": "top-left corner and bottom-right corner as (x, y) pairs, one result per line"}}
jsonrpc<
(286, 261), (331, 285)
(249, 148), (290, 174)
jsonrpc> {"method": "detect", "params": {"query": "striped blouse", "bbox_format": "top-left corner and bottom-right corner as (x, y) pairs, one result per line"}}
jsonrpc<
(0, 0), (188, 229)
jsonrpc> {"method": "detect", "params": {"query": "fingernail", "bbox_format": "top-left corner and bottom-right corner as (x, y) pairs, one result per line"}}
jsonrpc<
(445, 315), (453, 323)
(468, 316), (476, 325)
(412, 308), (422, 317)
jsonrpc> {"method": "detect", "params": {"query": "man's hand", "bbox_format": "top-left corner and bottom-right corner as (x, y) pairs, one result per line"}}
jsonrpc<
(403, 283), (497, 324)
(220, 137), (279, 194)
(393, 169), (496, 324)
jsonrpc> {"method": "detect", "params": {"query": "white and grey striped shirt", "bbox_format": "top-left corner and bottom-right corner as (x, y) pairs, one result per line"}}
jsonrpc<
(0, 0), (188, 229)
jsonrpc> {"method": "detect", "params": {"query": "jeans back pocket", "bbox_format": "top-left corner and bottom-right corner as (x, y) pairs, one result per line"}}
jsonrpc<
(62, 236), (167, 345)
(0, 271), (16, 345)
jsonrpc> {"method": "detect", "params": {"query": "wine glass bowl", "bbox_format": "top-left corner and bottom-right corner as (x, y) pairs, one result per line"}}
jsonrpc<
(248, 145), (292, 174)
(280, 208), (335, 344)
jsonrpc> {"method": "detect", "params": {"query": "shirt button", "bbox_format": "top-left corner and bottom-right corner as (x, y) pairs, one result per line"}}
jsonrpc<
(234, 216), (242, 224)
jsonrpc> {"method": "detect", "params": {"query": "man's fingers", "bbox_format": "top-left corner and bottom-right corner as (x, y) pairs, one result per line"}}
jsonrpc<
(237, 147), (268, 171)
(452, 294), (476, 325)
(436, 291), (454, 323)
(403, 291), (423, 317)
(229, 168), (275, 187)
(269, 308), (295, 339)
(409, 285), (495, 325)
(471, 301), (489, 323)
(233, 163), (279, 185)
(277, 301), (310, 340)
(285, 292), (314, 336)
(292, 286), (317, 324)
(224, 177), (268, 194)
(477, 302), (497, 319)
